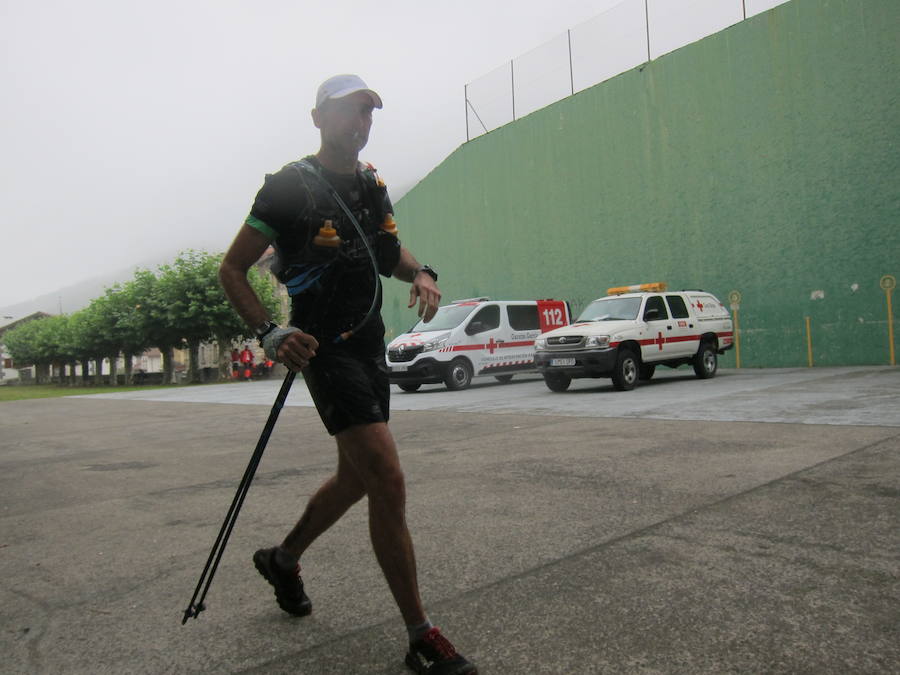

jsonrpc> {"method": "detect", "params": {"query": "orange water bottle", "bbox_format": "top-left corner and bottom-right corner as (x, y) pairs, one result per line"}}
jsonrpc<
(381, 213), (399, 237)
(313, 219), (341, 248)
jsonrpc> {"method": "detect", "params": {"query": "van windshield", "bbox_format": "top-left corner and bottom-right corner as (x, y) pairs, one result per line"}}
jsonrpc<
(577, 297), (641, 321)
(411, 303), (479, 332)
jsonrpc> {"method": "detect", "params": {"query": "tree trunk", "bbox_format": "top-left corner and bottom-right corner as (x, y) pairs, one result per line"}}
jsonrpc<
(162, 347), (176, 384)
(81, 360), (91, 385)
(68, 361), (77, 386)
(188, 340), (201, 384)
(216, 335), (232, 381)
(108, 353), (119, 386)
(124, 352), (134, 385)
(94, 357), (103, 386)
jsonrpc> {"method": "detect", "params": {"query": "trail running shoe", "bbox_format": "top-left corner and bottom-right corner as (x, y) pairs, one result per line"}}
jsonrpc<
(252, 547), (312, 617)
(405, 627), (477, 674)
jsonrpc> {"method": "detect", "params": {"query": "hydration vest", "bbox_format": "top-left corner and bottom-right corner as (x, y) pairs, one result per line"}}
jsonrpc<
(271, 157), (399, 298)
(272, 158), (400, 338)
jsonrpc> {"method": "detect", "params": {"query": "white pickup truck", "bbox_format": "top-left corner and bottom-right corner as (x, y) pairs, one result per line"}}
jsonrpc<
(533, 283), (734, 392)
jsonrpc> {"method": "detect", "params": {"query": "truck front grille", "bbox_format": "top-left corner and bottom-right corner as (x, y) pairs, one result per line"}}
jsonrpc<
(388, 345), (424, 362)
(545, 335), (585, 351)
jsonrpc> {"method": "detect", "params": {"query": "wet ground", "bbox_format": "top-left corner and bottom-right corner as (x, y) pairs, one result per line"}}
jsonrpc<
(1, 366), (897, 673)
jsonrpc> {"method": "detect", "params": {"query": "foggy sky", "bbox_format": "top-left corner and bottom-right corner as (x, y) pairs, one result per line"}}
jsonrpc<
(0, 0), (786, 311)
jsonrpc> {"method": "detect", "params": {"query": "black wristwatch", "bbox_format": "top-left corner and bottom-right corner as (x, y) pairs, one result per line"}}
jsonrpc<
(254, 320), (278, 344)
(416, 265), (438, 282)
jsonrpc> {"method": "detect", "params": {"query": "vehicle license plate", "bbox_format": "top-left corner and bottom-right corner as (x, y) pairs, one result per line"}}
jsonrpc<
(392, 365), (408, 372)
(550, 358), (576, 367)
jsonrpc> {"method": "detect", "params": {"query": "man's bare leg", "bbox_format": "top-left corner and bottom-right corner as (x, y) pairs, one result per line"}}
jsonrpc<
(280, 449), (366, 558)
(336, 422), (426, 626)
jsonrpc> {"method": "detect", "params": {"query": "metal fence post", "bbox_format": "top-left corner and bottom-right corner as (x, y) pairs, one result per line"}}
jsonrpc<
(645, 0), (651, 62)
(510, 60), (516, 121)
(464, 84), (469, 142)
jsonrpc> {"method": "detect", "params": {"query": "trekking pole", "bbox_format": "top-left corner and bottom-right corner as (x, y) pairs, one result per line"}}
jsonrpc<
(181, 370), (297, 624)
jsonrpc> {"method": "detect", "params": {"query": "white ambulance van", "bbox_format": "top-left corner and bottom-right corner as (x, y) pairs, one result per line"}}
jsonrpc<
(386, 298), (571, 391)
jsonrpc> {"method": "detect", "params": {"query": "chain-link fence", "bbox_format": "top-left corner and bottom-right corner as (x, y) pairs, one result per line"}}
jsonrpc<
(465, 0), (791, 141)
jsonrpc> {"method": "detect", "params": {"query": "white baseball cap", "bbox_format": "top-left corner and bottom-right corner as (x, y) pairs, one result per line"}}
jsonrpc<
(316, 74), (383, 109)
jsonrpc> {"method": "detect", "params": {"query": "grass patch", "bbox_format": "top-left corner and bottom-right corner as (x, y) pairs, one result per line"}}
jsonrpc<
(0, 383), (204, 402)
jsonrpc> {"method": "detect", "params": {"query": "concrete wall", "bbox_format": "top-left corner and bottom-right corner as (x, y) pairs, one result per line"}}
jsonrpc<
(386, 0), (899, 367)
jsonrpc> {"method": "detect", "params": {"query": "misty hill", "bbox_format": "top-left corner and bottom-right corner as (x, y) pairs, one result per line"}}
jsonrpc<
(0, 259), (168, 320)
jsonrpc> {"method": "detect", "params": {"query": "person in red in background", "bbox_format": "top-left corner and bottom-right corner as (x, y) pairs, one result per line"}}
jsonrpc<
(239, 344), (255, 380)
(231, 348), (241, 379)
(255, 358), (275, 379)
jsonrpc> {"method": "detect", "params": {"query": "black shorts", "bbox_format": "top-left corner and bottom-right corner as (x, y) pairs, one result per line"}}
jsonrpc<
(302, 348), (391, 436)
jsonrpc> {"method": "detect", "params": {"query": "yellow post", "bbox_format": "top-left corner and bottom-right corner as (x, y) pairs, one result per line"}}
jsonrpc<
(888, 291), (895, 366)
(728, 290), (742, 369)
(882, 275), (896, 365)
(805, 316), (813, 367)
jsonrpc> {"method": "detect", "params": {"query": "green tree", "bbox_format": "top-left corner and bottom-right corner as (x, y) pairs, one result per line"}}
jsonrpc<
(4, 315), (72, 383)
(54, 315), (80, 385)
(100, 281), (152, 385)
(6, 250), (282, 387)
(129, 267), (182, 384)
(43, 314), (78, 384)
(4, 320), (41, 380)
(81, 294), (129, 385)
(155, 250), (281, 383)
(68, 308), (107, 385)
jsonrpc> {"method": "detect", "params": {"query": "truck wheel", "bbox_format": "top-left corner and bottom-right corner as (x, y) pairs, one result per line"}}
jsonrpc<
(612, 348), (639, 391)
(543, 371), (571, 392)
(444, 358), (473, 390)
(494, 374), (514, 383)
(693, 342), (718, 379)
(639, 364), (656, 381)
(398, 383), (421, 392)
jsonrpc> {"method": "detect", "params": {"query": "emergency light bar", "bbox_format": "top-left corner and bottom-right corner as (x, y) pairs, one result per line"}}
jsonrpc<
(606, 282), (668, 295)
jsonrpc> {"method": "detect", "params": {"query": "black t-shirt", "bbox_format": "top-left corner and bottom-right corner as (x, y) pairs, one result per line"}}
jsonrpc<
(248, 157), (398, 354)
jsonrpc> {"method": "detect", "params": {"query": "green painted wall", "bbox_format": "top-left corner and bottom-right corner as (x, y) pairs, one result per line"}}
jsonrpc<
(386, 0), (899, 367)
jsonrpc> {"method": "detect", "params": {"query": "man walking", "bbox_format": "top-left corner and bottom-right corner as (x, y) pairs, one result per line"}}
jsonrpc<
(218, 74), (477, 675)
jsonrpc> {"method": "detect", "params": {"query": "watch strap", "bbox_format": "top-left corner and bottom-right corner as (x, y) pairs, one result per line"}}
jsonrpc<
(254, 321), (278, 343)
(416, 265), (438, 282)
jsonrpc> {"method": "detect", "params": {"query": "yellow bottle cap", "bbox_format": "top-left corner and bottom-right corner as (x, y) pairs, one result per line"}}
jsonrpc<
(382, 213), (398, 236)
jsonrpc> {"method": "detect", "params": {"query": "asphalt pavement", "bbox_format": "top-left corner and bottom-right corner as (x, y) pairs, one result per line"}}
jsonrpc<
(1, 366), (898, 674)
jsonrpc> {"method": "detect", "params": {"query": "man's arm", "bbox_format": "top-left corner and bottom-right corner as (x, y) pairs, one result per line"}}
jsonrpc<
(219, 223), (318, 370)
(393, 246), (441, 322)
(219, 224), (273, 329)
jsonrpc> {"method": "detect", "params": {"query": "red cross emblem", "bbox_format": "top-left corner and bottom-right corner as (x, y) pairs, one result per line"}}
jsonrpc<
(656, 332), (665, 350)
(696, 301), (704, 311)
(487, 337), (497, 354)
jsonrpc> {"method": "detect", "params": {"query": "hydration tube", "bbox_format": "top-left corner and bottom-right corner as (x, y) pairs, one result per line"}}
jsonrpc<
(294, 160), (382, 344)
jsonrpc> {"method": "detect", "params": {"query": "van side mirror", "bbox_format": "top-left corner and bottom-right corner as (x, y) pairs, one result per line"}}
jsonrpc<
(466, 321), (485, 335)
(644, 308), (660, 321)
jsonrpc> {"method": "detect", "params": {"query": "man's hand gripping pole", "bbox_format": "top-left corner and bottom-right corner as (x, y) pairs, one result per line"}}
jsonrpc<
(181, 370), (296, 624)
